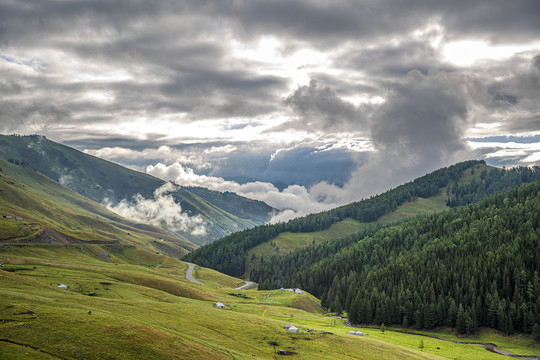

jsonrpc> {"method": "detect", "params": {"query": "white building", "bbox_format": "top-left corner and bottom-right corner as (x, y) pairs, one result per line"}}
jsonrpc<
(288, 326), (299, 333)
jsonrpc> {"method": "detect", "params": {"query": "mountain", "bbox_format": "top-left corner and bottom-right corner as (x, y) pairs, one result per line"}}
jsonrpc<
(0, 134), (273, 244)
(186, 160), (540, 337)
(254, 179), (540, 336)
(185, 161), (540, 278)
(0, 157), (197, 257)
(1, 156), (538, 358)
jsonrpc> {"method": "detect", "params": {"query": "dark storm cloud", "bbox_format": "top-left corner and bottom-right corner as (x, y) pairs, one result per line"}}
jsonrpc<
(441, 0), (540, 43)
(262, 146), (359, 188)
(337, 40), (455, 79)
(2, 0), (540, 215)
(283, 80), (366, 132)
(506, 115), (540, 134)
(211, 145), (360, 189)
(2, 0), (538, 134)
(487, 55), (540, 133)
(372, 70), (476, 159)
(323, 69), (491, 201)
(212, 0), (540, 48)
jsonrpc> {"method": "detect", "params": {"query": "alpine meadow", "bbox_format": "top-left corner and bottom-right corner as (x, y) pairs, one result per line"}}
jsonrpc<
(2, 1), (540, 359)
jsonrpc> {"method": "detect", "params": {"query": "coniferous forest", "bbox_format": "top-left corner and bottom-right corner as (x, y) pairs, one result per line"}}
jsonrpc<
(253, 180), (540, 334)
(186, 161), (540, 335)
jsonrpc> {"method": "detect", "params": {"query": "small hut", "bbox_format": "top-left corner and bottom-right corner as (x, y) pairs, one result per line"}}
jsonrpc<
(288, 326), (299, 333)
(356, 331), (364, 336)
(348, 330), (356, 335)
(294, 288), (302, 294)
(58, 284), (68, 290)
(215, 302), (225, 308)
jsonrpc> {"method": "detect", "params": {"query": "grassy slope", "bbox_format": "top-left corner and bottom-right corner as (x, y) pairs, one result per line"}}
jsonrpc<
(0, 134), (273, 244)
(2, 244), (536, 360)
(0, 158), (197, 256)
(245, 164), (494, 277)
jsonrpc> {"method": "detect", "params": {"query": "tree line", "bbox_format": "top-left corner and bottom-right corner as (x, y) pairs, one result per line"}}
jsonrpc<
(252, 181), (540, 334)
(184, 160), (484, 275)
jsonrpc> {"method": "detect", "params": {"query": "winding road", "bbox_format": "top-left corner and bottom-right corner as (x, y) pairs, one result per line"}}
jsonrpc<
(236, 281), (255, 290)
(185, 262), (204, 285)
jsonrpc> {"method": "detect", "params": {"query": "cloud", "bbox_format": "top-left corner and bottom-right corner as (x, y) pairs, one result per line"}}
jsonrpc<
(468, 138), (540, 167)
(105, 182), (207, 236)
(83, 146), (209, 171)
(3, 0), (540, 223)
(283, 80), (366, 132)
(301, 69), (490, 203)
(146, 162), (339, 223)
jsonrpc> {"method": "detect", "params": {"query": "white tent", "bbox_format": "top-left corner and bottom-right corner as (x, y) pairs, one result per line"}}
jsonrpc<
(356, 331), (364, 336)
(215, 302), (225, 308)
(58, 284), (67, 289)
(294, 288), (302, 294)
(348, 330), (356, 335)
(288, 326), (299, 333)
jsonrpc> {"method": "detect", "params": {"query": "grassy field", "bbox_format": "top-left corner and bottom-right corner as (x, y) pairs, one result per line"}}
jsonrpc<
(1, 244), (538, 359)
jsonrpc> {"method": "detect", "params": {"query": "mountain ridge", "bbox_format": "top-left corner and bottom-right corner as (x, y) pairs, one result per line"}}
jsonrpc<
(185, 160), (540, 278)
(0, 157), (197, 256)
(0, 134), (274, 244)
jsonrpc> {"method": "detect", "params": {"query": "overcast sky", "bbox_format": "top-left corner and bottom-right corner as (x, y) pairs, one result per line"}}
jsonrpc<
(2, 0), (540, 220)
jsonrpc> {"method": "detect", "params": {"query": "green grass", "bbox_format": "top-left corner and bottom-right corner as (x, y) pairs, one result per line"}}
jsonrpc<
(377, 192), (449, 224)
(0, 158), (198, 257)
(1, 244), (537, 359)
(390, 327), (540, 357)
(245, 218), (368, 276)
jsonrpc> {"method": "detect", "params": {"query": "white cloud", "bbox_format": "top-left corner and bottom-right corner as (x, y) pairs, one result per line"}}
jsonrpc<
(522, 152), (540, 163)
(105, 182), (207, 236)
(469, 140), (540, 165)
(146, 162), (341, 223)
(84, 146), (209, 169)
(442, 40), (540, 67)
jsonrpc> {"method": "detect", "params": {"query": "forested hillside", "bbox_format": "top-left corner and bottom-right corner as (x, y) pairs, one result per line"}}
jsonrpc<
(185, 161), (540, 276)
(253, 180), (540, 335)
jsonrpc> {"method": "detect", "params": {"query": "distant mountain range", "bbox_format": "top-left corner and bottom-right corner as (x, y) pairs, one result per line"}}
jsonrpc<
(0, 134), (274, 245)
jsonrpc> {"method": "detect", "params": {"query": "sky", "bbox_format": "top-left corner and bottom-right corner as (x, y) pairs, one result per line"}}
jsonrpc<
(2, 0), (540, 221)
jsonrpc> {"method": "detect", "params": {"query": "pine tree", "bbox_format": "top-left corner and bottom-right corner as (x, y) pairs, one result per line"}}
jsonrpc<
(456, 304), (467, 334)
(532, 323), (540, 342)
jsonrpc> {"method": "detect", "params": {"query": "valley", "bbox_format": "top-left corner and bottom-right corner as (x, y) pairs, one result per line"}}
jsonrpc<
(1, 136), (539, 359)
(1, 245), (537, 359)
